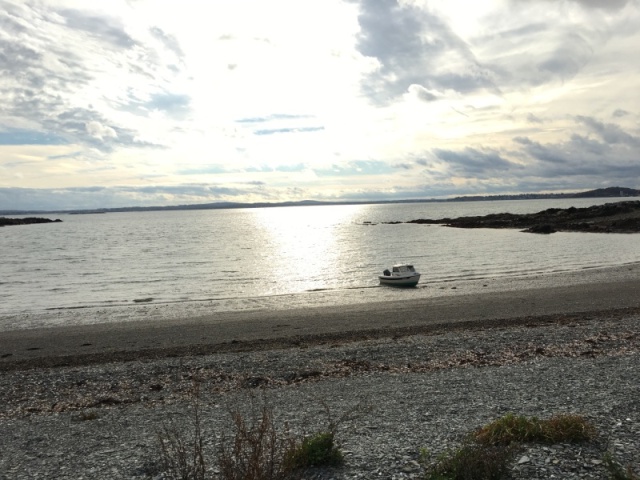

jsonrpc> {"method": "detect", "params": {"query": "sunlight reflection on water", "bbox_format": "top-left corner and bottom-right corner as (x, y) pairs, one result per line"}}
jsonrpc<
(1, 198), (639, 315)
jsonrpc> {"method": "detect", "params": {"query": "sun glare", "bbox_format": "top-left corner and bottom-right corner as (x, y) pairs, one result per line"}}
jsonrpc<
(248, 205), (363, 293)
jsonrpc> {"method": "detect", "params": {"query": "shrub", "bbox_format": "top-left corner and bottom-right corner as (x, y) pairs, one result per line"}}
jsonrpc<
(474, 413), (542, 446)
(540, 414), (596, 443)
(216, 403), (298, 480)
(603, 452), (639, 480)
(285, 431), (343, 470)
(423, 413), (598, 480)
(423, 442), (515, 480)
(474, 413), (596, 446)
(158, 398), (207, 480)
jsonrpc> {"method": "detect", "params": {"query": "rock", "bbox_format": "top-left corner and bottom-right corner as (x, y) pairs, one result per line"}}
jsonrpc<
(0, 217), (62, 227)
(393, 200), (640, 234)
(524, 224), (557, 234)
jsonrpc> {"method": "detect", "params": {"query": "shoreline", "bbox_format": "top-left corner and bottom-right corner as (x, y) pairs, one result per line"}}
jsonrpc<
(1, 308), (638, 478)
(2, 264), (640, 370)
(1, 266), (639, 478)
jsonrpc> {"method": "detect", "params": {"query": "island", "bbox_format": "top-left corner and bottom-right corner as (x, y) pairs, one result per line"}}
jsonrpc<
(388, 200), (640, 234)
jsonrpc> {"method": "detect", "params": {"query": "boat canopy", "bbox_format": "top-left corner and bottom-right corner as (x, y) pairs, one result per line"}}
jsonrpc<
(392, 264), (416, 273)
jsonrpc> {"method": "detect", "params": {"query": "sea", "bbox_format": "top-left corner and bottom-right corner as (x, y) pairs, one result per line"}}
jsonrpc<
(2, 197), (640, 327)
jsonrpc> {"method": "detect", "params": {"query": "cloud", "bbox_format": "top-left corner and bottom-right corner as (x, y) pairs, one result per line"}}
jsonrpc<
(0, 2), (176, 151)
(1, 1), (639, 209)
(433, 147), (522, 177)
(86, 121), (117, 140)
(149, 26), (185, 61)
(314, 160), (394, 177)
(254, 126), (324, 136)
(513, 117), (640, 179)
(554, 0), (630, 10)
(352, 0), (498, 105)
(57, 8), (135, 48)
(576, 115), (640, 147)
(0, 183), (273, 211)
(526, 113), (543, 124)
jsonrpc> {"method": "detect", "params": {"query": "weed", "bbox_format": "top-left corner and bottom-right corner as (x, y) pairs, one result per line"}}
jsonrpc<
(216, 402), (298, 480)
(157, 390), (355, 479)
(74, 410), (99, 421)
(157, 384), (208, 480)
(603, 451), (639, 480)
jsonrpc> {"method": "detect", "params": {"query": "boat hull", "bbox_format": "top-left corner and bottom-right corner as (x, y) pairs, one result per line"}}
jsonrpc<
(378, 274), (420, 287)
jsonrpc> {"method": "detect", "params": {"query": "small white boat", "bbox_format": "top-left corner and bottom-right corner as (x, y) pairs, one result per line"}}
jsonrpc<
(379, 264), (421, 287)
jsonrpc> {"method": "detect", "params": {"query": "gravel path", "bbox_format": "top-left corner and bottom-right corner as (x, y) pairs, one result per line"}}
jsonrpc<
(1, 311), (638, 479)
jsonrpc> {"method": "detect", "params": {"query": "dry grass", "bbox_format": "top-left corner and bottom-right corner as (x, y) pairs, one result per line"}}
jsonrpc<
(474, 413), (596, 446)
(423, 413), (598, 480)
(157, 387), (352, 480)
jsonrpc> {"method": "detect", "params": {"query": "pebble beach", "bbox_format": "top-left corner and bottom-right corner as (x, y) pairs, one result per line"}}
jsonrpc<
(1, 266), (639, 479)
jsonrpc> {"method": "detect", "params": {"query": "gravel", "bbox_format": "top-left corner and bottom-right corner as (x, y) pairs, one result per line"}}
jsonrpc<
(1, 312), (638, 479)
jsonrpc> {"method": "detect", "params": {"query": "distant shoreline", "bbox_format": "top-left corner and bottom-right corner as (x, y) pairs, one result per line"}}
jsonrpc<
(2, 186), (638, 216)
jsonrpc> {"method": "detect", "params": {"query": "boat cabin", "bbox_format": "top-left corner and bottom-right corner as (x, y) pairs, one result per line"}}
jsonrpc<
(382, 264), (417, 276)
(392, 264), (416, 274)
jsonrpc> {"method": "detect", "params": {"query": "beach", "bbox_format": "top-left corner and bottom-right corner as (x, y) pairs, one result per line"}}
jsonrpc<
(1, 266), (639, 478)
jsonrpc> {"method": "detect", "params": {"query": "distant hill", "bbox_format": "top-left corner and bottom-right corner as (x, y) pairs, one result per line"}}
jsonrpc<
(450, 186), (640, 202)
(1, 186), (639, 215)
(571, 187), (640, 198)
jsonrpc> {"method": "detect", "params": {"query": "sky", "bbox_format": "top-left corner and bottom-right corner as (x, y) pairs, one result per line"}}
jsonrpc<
(1, 0), (639, 211)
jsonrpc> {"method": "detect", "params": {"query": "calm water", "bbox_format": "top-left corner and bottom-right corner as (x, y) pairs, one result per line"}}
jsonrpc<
(2, 198), (640, 316)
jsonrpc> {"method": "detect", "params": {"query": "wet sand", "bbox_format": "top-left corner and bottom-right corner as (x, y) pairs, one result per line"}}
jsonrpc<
(1, 264), (639, 370)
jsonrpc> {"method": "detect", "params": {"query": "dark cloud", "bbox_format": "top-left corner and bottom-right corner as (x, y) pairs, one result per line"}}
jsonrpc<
(510, 0), (631, 10)
(612, 109), (629, 118)
(567, 0), (630, 10)
(149, 26), (184, 60)
(514, 117), (640, 179)
(536, 32), (593, 81)
(513, 136), (570, 164)
(410, 85), (439, 102)
(352, 0), (498, 105)
(433, 147), (521, 177)
(527, 113), (543, 124)
(58, 9), (135, 48)
(576, 115), (640, 147)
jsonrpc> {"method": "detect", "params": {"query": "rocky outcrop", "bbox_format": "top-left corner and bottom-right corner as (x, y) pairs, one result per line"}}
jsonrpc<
(399, 201), (640, 234)
(0, 217), (62, 227)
